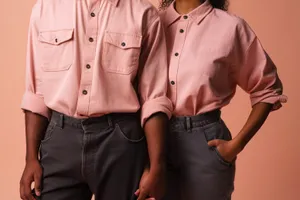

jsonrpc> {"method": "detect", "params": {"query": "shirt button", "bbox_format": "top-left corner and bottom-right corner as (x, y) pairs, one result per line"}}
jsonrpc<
(179, 29), (184, 33)
(175, 52), (179, 56)
(121, 42), (126, 47)
(89, 37), (94, 42)
(91, 12), (95, 17)
(86, 64), (91, 69)
(82, 90), (88, 95)
(183, 15), (188, 19)
(170, 81), (175, 85)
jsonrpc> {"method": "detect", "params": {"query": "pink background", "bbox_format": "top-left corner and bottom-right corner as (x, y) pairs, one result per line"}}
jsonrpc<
(0, 0), (299, 199)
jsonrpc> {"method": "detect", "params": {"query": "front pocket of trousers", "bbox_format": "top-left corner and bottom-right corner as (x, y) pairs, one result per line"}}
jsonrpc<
(115, 120), (145, 143)
(213, 147), (232, 167)
(203, 120), (234, 167)
(41, 122), (56, 144)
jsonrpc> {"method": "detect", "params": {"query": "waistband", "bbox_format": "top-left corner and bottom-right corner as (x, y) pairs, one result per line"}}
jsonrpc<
(50, 111), (139, 129)
(170, 110), (221, 129)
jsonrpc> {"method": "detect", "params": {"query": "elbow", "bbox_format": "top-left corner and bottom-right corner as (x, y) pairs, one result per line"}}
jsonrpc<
(21, 91), (51, 120)
(140, 96), (173, 127)
(250, 89), (287, 111)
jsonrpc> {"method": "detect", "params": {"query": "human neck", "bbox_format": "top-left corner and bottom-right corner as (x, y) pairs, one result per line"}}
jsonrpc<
(175, 0), (204, 14)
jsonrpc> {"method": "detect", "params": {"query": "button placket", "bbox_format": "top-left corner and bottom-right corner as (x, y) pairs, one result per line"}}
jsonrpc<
(82, 90), (88, 95)
(89, 37), (94, 42)
(77, 2), (100, 116)
(169, 20), (189, 103)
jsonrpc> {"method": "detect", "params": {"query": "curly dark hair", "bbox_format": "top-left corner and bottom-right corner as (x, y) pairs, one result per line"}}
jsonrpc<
(160, 0), (229, 11)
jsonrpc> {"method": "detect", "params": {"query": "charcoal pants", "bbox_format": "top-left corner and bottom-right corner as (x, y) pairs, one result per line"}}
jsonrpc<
(164, 110), (236, 200)
(39, 111), (147, 200)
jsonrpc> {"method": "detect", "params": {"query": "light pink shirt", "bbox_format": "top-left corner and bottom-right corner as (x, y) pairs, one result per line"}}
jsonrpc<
(160, 1), (287, 116)
(21, 0), (173, 125)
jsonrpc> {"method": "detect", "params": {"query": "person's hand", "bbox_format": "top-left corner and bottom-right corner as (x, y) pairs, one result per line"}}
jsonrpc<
(135, 167), (165, 200)
(208, 139), (242, 163)
(20, 159), (42, 200)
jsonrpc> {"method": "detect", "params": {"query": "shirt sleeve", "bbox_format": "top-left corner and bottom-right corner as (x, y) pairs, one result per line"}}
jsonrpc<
(138, 14), (173, 126)
(21, 1), (51, 119)
(231, 18), (287, 111)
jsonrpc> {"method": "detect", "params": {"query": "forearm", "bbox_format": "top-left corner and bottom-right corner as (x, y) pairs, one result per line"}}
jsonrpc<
(143, 112), (168, 172)
(234, 102), (273, 150)
(25, 111), (49, 161)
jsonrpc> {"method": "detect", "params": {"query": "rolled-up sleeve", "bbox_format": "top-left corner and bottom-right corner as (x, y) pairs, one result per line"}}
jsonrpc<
(21, 1), (50, 119)
(233, 19), (287, 111)
(138, 14), (173, 126)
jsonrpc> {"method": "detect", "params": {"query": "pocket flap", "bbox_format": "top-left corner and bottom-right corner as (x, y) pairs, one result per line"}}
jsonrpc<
(38, 29), (74, 45)
(104, 31), (142, 49)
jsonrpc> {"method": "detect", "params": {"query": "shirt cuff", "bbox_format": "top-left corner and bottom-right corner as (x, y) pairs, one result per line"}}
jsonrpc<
(141, 96), (173, 127)
(21, 92), (51, 119)
(250, 91), (288, 111)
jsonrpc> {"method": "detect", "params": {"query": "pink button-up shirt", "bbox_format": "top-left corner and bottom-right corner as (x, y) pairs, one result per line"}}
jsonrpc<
(160, 1), (287, 116)
(21, 0), (173, 125)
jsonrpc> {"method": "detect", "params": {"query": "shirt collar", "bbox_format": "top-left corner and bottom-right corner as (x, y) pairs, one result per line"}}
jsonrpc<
(164, 0), (213, 26)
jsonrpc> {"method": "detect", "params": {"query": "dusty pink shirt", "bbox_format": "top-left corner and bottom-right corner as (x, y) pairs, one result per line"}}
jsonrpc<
(160, 1), (287, 116)
(21, 0), (173, 125)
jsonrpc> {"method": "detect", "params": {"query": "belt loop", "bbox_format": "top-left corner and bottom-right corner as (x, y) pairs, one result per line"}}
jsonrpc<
(58, 114), (64, 129)
(186, 117), (192, 132)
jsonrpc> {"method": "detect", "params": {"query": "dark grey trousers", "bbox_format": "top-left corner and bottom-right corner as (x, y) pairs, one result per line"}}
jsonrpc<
(39, 111), (147, 200)
(164, 110), (236, 200)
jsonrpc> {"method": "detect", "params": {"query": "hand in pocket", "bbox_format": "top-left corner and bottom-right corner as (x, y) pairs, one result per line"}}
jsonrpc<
(208, 139), (241, 163)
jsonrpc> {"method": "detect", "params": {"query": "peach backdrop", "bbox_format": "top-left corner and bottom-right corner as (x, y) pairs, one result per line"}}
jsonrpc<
(0, 0), (298, 199)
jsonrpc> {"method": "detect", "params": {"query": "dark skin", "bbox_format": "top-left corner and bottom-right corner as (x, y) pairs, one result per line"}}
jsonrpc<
(175, 0), (204, 14)
(20, 111), (48, 200)
(160, 0), (228, 11)
(19, 111), (168, 200)
(174, 0), (274, 163)
(135, 113), (168, 200)
(208, 103), (273, 162)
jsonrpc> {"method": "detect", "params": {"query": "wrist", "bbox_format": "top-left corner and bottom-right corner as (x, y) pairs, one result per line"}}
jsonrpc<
(25, 158), (39, 164)
(232, 137), (245, 153)
(149, 162), (165, 174)
(26, 153), (39, 162)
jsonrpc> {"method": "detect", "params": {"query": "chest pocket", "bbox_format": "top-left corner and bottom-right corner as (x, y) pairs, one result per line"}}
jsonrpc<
(102, 31), (142, 75)
(38, 29), (74, 72)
